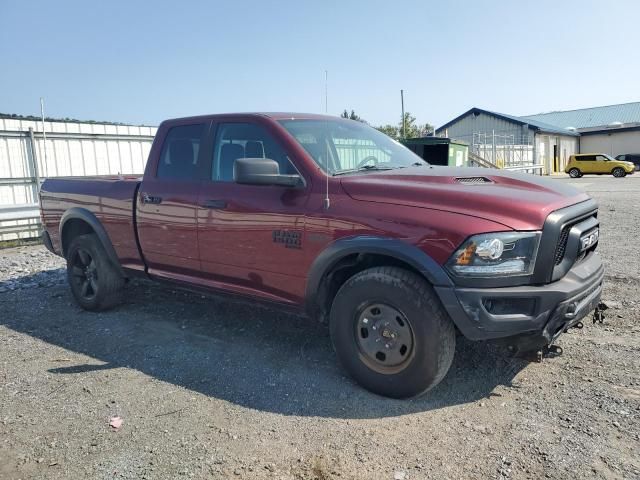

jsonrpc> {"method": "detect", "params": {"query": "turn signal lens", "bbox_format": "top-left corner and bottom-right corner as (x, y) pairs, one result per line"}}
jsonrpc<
(456, 243), (476, 265)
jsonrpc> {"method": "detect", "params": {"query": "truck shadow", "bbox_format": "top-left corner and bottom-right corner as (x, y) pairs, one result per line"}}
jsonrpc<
(0, 269), (529, 419)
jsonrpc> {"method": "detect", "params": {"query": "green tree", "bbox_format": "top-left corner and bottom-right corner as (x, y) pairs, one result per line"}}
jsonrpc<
(375, 124), (400, 140)
(400, 112), (434, 139)
(376, 112), (434, 140)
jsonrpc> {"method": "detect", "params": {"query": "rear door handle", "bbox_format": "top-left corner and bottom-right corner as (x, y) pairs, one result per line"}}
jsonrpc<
(203, 199), (227, 209)
(141, 192), (162, 205)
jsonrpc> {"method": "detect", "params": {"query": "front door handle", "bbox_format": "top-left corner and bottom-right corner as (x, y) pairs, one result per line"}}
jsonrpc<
(203, 199), (227, 209)
(141, 192), (162, 205)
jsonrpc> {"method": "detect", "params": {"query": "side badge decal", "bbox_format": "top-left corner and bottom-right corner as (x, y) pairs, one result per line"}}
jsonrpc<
(273, 230), (302, 249)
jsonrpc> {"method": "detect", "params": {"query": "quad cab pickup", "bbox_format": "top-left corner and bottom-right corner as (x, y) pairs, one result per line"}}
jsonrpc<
(40, 113), (604, 398)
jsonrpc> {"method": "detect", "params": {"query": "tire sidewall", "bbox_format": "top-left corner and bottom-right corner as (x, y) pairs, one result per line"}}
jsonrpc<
(330, 270), (452, 398)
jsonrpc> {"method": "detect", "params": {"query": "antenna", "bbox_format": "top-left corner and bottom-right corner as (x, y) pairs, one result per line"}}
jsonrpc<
(323, 70), (330, 210)
(400, 89), (406, 140)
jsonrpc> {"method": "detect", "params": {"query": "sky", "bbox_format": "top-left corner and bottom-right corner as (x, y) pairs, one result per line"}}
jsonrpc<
(1, 0), (639, 128)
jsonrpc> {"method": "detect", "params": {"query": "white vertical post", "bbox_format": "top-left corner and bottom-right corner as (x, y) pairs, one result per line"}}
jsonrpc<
(40, 97), (48, 169)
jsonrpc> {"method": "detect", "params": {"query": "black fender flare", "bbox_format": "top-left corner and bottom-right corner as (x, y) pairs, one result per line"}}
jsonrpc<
(305, 236), (453, 315)
(59, 207), (124, 276)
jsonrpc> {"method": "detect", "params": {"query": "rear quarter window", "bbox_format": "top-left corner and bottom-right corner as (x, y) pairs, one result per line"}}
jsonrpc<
(157, 124), (206, 180)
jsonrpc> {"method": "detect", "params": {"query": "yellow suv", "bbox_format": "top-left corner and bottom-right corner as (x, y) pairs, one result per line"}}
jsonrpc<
(565, 153), (635, 178)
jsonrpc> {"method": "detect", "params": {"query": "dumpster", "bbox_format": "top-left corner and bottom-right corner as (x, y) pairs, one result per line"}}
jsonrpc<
(403, 137), (469, 167)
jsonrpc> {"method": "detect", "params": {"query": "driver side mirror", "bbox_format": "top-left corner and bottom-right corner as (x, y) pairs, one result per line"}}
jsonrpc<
(234, 158), (302, 187)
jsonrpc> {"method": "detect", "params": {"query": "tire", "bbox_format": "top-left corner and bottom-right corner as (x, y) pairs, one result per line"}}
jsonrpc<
(568, 168), (581, 178)
(329, 266), (456, 398)
(66, 233), (124, 311)
(612, 167), (626, 178)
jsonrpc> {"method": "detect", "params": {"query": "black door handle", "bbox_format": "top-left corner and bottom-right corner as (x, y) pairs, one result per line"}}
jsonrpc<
(203, 199), (227, 209)
(141, 192), (162, 205)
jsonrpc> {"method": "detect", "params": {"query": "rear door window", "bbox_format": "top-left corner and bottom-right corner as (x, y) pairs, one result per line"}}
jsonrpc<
(157, 124), (206, 180)
(577, 155), (595, 161)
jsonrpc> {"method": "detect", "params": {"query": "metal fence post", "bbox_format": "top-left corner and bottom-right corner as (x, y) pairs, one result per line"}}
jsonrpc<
(28, 127), (41, 189)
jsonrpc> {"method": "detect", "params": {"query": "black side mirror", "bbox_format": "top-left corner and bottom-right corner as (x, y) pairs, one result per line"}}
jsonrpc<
(234, 158), (302, 187)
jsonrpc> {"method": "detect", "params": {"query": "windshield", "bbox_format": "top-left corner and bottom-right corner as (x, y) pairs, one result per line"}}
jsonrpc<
(278, 118), (428, 175)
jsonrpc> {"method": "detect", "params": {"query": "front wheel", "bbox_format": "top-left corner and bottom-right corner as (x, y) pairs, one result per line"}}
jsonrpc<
(612, 167), (626, 178)
(568, 168), (581, 178)
(66, 233), (124, 311)
(329, 267), (456, 398)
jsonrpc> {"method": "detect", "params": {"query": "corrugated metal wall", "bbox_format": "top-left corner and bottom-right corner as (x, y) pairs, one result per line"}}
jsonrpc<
(439, 112), (536, 168)
(440, 112), (534, 147)
(0, 118), (156, 242)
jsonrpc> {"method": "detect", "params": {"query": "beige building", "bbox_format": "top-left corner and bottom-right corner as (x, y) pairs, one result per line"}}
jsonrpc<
(522, 102), (640, 158)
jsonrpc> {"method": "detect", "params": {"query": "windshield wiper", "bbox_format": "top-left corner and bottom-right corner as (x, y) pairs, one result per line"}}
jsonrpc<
(333, 165), (395, 176)
(359, 165), (394, 171)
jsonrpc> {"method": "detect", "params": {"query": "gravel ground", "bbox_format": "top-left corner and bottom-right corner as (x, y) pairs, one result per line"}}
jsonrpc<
(1, 175), (639, 480)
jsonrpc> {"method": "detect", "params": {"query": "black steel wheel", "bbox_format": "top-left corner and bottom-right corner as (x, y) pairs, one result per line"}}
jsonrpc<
(66, 233), (124, 311)
(330, 266), (456, 398)
(355, 302), (414, 374)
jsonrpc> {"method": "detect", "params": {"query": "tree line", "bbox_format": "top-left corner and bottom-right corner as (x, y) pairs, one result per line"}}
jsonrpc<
(340, 109), (434, 140)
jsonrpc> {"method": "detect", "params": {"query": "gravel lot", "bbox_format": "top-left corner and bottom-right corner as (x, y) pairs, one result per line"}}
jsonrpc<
(1, 175), (639, 480)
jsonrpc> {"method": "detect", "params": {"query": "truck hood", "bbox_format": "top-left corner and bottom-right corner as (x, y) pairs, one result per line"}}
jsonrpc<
(339, 166), (590, 230)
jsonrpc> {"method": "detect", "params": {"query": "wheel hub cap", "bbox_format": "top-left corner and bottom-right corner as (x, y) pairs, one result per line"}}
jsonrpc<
(356, 303), (414, 371)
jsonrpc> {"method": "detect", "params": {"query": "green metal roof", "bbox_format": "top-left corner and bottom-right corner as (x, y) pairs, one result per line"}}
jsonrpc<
(521, 102), (640, 129)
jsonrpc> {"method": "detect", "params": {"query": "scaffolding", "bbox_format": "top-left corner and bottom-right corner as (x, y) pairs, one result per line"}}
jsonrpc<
(472, 131), (534, 169)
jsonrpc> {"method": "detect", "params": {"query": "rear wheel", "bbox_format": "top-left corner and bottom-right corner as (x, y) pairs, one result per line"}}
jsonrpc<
(329, 267), (456, 398)
(66, 233), (124, 311)
(612, 167), (626, 178)
(568, 168), (581, 178)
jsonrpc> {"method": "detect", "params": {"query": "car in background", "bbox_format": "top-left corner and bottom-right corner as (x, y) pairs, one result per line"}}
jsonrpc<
(565, 153), (635, 178)
(615, 153), (640, 171)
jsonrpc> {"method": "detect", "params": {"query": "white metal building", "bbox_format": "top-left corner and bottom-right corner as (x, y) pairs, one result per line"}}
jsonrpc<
(0, 115), (156, 241)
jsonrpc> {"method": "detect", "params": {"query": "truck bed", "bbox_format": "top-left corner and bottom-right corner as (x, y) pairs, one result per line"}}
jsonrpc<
(40, 176), (144, 271)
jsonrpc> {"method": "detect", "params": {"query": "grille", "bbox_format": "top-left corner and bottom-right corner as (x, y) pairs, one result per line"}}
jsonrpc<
(455, 177), (492, 185)
(554, 225), (571, 265)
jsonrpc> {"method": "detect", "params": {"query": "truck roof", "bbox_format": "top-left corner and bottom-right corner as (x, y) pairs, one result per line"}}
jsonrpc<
(161, 112), (338, 124)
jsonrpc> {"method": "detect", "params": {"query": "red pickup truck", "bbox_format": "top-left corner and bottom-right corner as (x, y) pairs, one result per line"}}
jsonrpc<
(40, 113), (603, 398)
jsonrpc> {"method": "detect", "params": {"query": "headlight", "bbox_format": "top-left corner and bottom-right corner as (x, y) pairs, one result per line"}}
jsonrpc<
(446, 232), (541, 277)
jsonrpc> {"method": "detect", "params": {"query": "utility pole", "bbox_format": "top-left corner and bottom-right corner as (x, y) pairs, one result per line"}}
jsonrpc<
(400, 89), (406, 140)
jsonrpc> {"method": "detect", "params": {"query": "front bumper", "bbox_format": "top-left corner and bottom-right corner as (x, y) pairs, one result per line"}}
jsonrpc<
(436, 251), (603, 347)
